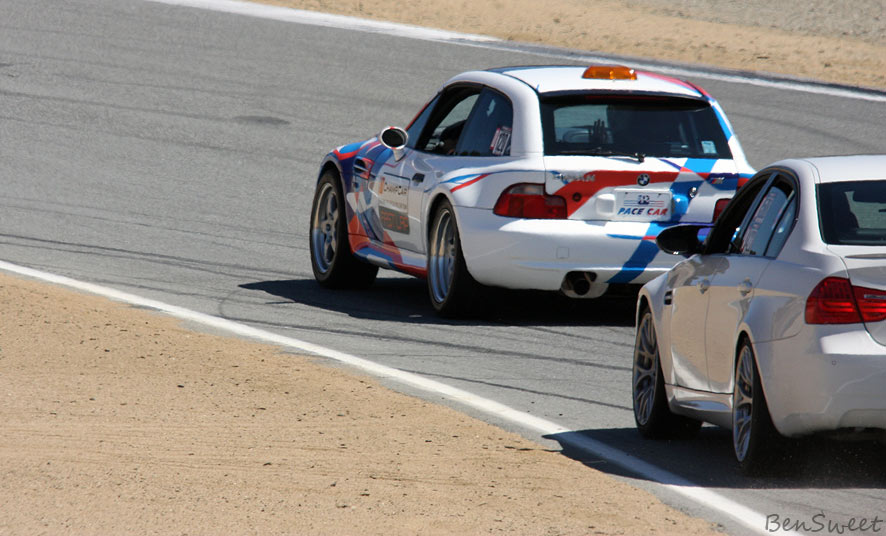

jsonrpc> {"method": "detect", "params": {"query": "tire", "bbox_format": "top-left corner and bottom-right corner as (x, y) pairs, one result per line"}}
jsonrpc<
(426, 199), (482, 317)
(732, 338), (785, 475)
(309, 170), (378, 288)
(633, 308), (702, 439)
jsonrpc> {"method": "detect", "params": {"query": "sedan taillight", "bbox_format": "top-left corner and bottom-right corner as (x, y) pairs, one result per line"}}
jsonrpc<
(805, 277), (886, 324)
(493, 184), (567, 219)
(856, 285), (886, 323)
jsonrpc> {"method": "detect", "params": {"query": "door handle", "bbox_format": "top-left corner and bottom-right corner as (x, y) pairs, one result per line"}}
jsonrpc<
(738, 279), (753, 296)
(664, 290), (673, 305)
(697, 279), (710, 293)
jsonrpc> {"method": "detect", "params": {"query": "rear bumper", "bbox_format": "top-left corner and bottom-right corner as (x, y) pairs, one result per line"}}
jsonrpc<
(757, 327), (886, 437)
(456, 207), (685, 292)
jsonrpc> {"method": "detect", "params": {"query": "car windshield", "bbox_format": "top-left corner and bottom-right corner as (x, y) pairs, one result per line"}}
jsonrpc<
(539, 95), (732, 159)
(818, 180), (886, 245)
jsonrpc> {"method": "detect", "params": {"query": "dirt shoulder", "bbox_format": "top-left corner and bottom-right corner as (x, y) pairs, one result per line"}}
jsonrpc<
(259, 0), (886, 90)
(0, 272), (720, 534)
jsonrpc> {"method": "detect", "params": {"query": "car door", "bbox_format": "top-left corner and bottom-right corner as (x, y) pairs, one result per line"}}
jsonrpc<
(366, 86), (482, 253)
(379, 86), (515, 254)
(704, 173), (798, 393)
(666, 254), (723, 391)
(667, 172), (771, 391)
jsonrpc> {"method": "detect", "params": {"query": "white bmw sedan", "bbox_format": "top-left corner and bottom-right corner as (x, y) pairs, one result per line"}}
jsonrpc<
(309, 65), (753, 316)
(633, 154), (886, 474)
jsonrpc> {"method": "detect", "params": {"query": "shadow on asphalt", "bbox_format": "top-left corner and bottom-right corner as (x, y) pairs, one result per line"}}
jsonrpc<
(240, 277), (638, 327)
(545, 426), (886, 490)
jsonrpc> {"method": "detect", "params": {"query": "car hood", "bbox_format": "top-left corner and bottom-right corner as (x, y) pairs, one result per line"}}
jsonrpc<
(543, 156), (744, 223)
(839, 249), (886, 346)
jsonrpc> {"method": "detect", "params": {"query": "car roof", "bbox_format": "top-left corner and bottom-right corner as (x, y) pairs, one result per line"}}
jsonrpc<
(486, 65), (706, 99)
(776, 155), (886, 184)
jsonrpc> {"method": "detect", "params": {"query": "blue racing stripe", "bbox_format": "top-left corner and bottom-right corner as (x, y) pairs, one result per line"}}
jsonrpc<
(607, 227), (661, 284)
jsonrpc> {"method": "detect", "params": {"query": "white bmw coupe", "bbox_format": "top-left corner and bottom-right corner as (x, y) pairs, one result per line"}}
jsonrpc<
(633, 154), (886, 474)
(310, 65), (753, 316)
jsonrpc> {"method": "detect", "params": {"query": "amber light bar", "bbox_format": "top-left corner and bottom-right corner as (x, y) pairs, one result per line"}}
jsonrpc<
(582, 65), (637, 80)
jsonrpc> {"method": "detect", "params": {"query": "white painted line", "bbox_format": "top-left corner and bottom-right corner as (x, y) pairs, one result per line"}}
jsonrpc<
(1, 260), (791, 536)
(145, 0), (886, 103)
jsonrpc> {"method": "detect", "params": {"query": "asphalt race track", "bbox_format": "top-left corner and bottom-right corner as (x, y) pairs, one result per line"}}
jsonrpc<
(3, 1), (886, 533)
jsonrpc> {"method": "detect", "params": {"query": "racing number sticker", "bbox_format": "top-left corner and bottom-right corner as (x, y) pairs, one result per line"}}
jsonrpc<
(490, 126), (512, 156)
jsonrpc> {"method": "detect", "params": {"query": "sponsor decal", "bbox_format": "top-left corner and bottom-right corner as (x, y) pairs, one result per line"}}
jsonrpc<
(379, 206), (410, 234)
(555, 171), (597, 184)
(377, 174), (409, 210)
(381, 180), (408, 197)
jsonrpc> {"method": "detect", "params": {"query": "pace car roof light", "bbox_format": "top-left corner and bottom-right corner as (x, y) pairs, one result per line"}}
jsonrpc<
(582, 65), (637, 80)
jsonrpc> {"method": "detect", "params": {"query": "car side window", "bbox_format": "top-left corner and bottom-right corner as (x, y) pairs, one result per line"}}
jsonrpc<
(415, 86), (481, 155)
(703, 173), (771, 254)
(405, 95), (440, 149)
(818, 180), (886, 245)
(453, 89), (513, 157)
(764, 195), (797, 257)
(736, 179), (795, 257)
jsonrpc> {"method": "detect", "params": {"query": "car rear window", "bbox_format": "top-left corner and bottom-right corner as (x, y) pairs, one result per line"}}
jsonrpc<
(539, 95), (732, 159)
(818, 180), (886, 245)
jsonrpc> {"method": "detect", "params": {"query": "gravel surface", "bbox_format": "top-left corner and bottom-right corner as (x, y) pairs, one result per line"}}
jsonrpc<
(625, 0), (884, 43)
(260, 0), (886, 88)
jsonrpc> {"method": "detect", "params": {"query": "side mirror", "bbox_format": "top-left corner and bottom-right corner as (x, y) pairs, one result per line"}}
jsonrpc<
(656, 225), (706, 256)
(379, 126), (408, 161)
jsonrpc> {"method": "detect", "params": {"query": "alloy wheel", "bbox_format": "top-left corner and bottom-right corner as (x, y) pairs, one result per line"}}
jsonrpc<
(428, 209), (456, 304)
(633, 311), (658, 427)
(733, 344), (755, 462)
(311, 182), (339, 275)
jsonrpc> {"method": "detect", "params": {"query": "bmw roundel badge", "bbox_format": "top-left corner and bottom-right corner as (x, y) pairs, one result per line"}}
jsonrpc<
(637, 173), (650, 186)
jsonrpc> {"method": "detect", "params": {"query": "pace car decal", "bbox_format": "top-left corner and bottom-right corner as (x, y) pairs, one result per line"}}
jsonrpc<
(552, 170), (679, 218)
(618, 191), (671, 218)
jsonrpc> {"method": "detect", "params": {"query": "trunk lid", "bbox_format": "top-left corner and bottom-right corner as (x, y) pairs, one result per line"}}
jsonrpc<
(543, 156), (742, 223)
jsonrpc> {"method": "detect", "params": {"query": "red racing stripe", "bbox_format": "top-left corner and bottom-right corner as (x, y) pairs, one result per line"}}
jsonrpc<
(450, 173), (490, 193)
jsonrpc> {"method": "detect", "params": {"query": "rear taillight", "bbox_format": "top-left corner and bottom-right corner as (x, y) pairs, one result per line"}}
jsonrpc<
(806, 277), (886, 324)
(806, 277), (860, 324)
(855, 286), (886, 323)
(712, 198), (731, 222)
(493, 184), (567, 219)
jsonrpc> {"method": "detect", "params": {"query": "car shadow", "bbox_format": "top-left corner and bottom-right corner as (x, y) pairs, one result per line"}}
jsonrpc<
(239, 277), (638, 327)
(545, 427), (886, 489)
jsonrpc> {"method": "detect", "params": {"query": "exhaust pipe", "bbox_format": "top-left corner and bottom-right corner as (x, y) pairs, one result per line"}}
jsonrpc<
(571, 273), (592, 296)
(561, 271), (607, 298)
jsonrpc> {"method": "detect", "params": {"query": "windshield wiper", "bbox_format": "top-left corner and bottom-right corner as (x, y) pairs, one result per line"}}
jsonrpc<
(558, 148), (646, 162)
